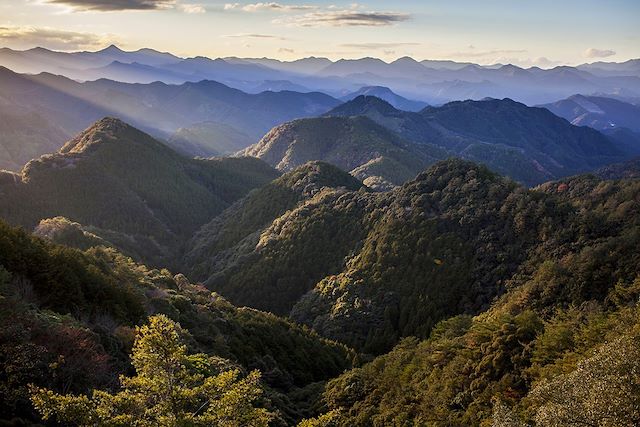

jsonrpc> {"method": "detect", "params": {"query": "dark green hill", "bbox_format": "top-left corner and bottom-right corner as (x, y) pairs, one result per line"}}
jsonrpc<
(317, 172), (640, 426)
(326, 96), (634, 185)
(183, 161), (365, 307)
(184, 158), (639, 360)
(0, 118), (278, 266)
(0, 219), (354, 425)
(184, 160), (559, 343)
(242, 115), (447, 189)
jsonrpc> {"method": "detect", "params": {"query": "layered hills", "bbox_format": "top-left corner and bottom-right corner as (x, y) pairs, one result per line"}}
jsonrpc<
(242, 115), (447, 190)
(541, 94), (640, 132)
(183, 157), (640, 358)
(0, 66), (339, 170)
(0, 113), (639, 425)
(321, 96), (636, 185)
(0, 219), (354, 425)
(340, 86), (428, 112)
(2, 45), (640, 106)
(0, 118), (278, 265)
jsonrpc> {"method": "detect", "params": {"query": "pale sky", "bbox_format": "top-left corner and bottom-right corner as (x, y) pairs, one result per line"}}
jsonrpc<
(1, 0), (639, 66)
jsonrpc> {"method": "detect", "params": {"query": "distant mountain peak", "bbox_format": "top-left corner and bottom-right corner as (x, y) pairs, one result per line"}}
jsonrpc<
(392, 56), (420, 64)
(100, 44), (124, 53)
(326, 95), (400, 117)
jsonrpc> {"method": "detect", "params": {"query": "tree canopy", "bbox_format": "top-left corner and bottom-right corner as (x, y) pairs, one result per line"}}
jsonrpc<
(31, 315), (273, 426)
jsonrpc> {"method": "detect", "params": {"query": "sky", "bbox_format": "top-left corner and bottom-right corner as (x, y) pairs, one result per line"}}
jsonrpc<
(0, 0), (639, 66)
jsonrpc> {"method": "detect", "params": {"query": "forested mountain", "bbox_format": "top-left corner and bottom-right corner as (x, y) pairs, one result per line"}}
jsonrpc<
(242, 116), (447, 190)
(180, 158), (640, 425)
(182, 158), (640, 356)
(183, 161), (365, 306)
(3, 1), (640, 423)
(0, 220), (354, 425)
(0, 92), (638, 426)
(316, 171), (640, 426)
(323, 96), (638, 185)
(1, 122), (639, 425)
(594, 156), (640, 179)
(541, 94), (640, 132)
(0, 118), (278, 266)
(0, 66), (339, 170)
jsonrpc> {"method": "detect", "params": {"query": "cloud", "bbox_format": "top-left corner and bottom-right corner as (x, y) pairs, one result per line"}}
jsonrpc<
(278, 47), (295, 54)
(0, 26), (113, 50)
(584, 48), (616, 58)
(45, 0), (176, 11)
(276, 10), (410, 27)
(178, 3), (205, 13)
(341, 42), (420, 50)
(223, 33), (287, 40)
(224, 2), (315, 12)
(531, 57), (559, 67)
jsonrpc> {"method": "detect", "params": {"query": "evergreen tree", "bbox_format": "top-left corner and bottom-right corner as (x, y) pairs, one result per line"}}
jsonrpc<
(31, 315), (272, 426)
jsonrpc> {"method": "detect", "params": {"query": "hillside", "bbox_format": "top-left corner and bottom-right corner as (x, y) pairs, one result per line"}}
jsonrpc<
(593, 156), (640, 179)
(1, 146), (638, 425)
(0, 219), (354, 425)
(179, 158), (640, 425)
(314, 171), (640, 426)
(0, 118), (278, 266)
(541, 94), (640, 132)
(0, 67), (339, 170)
(182, 159), (639, 358)
(341, 86), (428, 112)
(183, 161), (366, 306)
(242, 115), (447, 189)
(326, 96), (636, 185)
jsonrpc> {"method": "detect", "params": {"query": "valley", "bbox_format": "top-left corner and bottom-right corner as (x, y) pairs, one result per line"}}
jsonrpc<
(0, 5), (639, 424)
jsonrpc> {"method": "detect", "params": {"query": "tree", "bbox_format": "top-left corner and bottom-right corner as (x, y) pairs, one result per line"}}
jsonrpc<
(297, 410), (340, 427)
(528, 331), (640, 427)
(31, 315), (272, 426)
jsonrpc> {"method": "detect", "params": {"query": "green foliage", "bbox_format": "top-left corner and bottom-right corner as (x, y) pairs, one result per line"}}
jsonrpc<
(297, 410), (341, 427)
(0, 219), (145, 321)
(0, 219), (353, 425)
(306, 167), (640, 425)
(0, 118), (278, 266)
(527, 329), (640, 427)
(31, 315), (273, 426)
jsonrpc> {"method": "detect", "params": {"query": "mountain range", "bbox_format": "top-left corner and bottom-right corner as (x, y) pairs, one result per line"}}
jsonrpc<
(0, 118), (278, 266)
(245, 95), (639, 187)
(0, 66), (338, 170)
(541, 94), (640, 132)
(0, 113), (639, 425)
(2, 45), (640, 105)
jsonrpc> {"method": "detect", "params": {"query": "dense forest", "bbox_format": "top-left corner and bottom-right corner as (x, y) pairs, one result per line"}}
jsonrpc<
(1, 115), (639, 426)
(0, 220), (354, 425)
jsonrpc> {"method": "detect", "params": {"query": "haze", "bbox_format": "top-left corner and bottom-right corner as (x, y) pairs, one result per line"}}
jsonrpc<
(1, 0), (639, 66)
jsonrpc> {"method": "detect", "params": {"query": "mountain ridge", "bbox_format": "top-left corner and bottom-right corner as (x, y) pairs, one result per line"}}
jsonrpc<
(0, 118), (279, 266)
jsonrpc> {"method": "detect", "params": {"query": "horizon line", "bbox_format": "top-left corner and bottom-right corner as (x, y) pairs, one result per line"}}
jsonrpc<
(2, 44), (638, 70)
